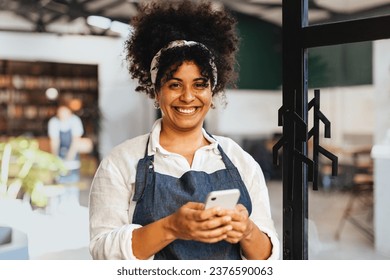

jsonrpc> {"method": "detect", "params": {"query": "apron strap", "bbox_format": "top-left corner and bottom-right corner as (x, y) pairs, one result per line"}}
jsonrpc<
(133, 135), (154, 201)
(143, 135), (151, 156)
(206, 131), (236, 170)
(133, 155), (154, 201)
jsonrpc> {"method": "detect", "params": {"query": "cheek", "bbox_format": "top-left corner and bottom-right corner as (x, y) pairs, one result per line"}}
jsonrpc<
(201, 93), (213, 106)
(156, 92), (165, 103)
(158, 94), (171, 105)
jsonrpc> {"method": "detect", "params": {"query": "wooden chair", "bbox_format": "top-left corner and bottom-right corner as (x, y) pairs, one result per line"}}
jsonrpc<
(334, 147), (374, 241)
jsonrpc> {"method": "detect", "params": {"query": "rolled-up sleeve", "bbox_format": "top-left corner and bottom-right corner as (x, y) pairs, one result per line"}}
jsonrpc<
(89, 157), (149, 260)
(246, 162), (280, 260)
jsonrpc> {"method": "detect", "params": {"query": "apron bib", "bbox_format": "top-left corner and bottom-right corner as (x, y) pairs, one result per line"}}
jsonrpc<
(59, 129), (72, 159)
(132, 136), (252, 259)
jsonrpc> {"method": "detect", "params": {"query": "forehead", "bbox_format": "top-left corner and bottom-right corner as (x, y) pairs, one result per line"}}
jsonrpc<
(168, 61), (205, 78)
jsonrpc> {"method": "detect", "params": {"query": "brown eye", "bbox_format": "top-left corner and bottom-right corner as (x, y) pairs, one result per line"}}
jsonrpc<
(168, 82), (181, 89)
(194, 82), (209, 89)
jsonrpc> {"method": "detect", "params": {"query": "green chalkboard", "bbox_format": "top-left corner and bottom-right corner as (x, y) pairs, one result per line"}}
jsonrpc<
(234, 13), (372, 90)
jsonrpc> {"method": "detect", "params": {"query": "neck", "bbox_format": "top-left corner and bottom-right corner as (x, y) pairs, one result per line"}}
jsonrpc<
(159, 121), (209, 162)
(160, 124), (204, 147)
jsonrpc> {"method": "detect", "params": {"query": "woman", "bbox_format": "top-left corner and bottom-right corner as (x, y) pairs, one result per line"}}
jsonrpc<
(89, 0), (279, 260)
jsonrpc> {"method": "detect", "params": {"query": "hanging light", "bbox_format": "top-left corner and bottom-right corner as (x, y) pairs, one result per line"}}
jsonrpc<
(86, 15), (112, 30)
(68, 98), (83, 111)
(45, 87), (59, 100)
(110, 20), (133, 36)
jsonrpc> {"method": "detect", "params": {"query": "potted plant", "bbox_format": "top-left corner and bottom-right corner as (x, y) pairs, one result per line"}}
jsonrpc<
(0, 137), (67, 208)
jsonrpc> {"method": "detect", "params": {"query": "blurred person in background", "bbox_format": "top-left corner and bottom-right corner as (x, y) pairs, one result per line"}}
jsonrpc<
(48, 101), (84, 183)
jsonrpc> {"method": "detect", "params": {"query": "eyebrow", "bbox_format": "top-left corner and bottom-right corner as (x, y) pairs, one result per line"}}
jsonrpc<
(168, 77), (208, 82)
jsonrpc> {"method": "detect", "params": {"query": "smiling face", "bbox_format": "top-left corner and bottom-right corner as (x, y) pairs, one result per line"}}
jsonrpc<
(156, 60), (212, 134)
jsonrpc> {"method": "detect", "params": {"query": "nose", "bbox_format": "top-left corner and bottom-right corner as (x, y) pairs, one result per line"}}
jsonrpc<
(179, 85), (195, 103)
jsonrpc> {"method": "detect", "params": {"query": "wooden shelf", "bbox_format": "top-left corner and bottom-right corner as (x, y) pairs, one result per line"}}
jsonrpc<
(0, 59), (99, 138)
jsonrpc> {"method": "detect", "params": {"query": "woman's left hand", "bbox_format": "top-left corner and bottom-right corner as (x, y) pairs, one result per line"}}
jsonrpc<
(222, 204), (254, 244)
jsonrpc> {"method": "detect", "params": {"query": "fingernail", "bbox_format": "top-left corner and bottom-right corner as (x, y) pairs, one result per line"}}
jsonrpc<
(223, 216), (231, 222)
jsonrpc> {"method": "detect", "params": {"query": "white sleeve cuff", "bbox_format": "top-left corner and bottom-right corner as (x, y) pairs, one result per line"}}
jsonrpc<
(128, 224), (155, 260)
(261, 227), (281, 260)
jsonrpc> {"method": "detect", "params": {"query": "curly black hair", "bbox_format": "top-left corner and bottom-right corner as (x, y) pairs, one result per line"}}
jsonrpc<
(125, 0), (239, 100)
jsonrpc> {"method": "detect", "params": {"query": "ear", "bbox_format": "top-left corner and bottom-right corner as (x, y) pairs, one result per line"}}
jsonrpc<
(155, 92), (160, 102)
(153, 92), (161, 110)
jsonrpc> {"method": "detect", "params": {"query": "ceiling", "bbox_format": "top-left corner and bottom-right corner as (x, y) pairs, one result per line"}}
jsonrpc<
(0, 0), (389, 37)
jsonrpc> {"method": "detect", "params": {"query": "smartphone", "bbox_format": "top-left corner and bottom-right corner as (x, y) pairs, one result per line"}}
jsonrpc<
(204, 189), (240, 210)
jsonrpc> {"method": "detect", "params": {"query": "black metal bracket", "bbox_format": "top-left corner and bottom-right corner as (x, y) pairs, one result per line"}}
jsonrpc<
(308, 89), (338, 190)
(273, 91), (314, 200)
(273, 89), (338, 191)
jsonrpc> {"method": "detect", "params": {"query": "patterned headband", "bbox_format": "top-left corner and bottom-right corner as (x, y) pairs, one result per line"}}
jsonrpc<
(150, 40), (218, 90)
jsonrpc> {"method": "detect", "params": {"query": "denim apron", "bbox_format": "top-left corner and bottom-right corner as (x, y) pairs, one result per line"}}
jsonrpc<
(58, 129), (80, 183)
(59, 129), (72, 159)
(132, 136), (252, 260)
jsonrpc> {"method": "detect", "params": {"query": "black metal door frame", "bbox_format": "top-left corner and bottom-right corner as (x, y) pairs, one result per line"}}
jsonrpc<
(280, 0), (390, 259)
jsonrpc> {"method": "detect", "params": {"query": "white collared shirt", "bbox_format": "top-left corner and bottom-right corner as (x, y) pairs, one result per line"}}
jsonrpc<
(89, 119), (280, 260)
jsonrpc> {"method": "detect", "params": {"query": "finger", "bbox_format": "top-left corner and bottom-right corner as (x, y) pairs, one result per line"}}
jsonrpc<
(198, 234), (228, 244)
(200, 215), (232, 230)
(194, 206), (226, 221)
(180, 203), (217, 222)
(228, 218), (255, 242)
(177, 208), (231, 233)
(224, 227), (246, 244)
(195, 224), (233, 243)
(224, 237), (241, 244)
(235, 204), (246, 211)
(228, 220), (247, 233)
(228, 205), (249, 221)
(185, 215), (232, 234)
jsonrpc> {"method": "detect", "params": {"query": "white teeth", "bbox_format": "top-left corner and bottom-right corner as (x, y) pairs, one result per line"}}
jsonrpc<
(176, 107), (196, 114)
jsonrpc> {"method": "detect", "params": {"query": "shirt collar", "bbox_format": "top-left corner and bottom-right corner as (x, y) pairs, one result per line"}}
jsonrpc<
(148, 118), (220, 155)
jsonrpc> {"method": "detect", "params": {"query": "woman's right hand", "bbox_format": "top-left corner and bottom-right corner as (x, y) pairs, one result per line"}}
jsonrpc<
(165, 202), (233, 243)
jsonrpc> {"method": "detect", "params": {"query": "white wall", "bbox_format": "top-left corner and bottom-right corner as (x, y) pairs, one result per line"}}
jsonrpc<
(0, 31), (380, 159)
(372, 39), (390, 257)
(0, 31), (155, 158)
(309, 85), (374, 149)
(374, 39), (390, 144)
(207, 86), (374, 151)
(206, 89), (282, 143)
